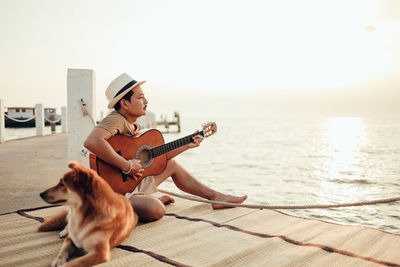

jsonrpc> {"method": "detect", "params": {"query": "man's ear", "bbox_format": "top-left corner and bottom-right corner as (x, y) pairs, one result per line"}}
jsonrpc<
(120, 99), (128, 109)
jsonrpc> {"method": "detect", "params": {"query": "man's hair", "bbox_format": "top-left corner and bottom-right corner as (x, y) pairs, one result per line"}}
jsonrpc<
(114, 90), (134, 110)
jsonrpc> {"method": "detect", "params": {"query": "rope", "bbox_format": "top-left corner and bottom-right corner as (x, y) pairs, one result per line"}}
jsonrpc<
(44, 117), (62, 123)
(4, 113), (36, 122)
(79, 99), (96, 126)
(157, 189), (400, 210)
(6, 113), (61, 124)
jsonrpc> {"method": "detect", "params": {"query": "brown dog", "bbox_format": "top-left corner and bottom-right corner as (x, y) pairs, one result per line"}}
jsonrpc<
(38, 161), (137, 267)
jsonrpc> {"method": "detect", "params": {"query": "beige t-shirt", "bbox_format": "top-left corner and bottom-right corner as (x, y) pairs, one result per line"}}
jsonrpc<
(96, 111), (156, 196)
(96, 111), (140, 137)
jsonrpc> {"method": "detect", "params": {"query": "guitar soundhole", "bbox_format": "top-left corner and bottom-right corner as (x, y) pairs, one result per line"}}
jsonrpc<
(136, 144), (154, 168)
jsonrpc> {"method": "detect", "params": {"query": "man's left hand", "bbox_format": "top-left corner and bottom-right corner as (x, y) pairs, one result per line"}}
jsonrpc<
(188, 134), (204, 148)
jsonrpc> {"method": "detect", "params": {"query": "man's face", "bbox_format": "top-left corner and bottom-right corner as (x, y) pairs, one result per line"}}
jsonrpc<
(123, 85), (148, 117)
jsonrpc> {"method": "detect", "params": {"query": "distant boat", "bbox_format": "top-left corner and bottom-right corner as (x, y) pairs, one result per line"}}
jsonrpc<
(5, 107), (61, 128)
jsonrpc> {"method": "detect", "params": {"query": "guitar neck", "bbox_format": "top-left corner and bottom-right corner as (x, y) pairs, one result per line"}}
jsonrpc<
(150, 131), (204, 158)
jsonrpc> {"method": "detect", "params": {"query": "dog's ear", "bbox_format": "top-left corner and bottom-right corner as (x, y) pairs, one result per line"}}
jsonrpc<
(66, 161), (96, 193)
(68, 161), (82, 170)
(69, 161), (92, 179)
(66, 161), (86, 183)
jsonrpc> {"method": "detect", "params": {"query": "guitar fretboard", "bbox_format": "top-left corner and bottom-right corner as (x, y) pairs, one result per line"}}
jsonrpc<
(150, 131), (204, 158)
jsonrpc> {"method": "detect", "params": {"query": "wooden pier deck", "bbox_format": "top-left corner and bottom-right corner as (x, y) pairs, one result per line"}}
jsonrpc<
(1, 135), (400, 266)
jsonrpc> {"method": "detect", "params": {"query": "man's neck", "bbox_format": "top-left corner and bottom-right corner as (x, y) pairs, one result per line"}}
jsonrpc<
(117, 110), (137, 125)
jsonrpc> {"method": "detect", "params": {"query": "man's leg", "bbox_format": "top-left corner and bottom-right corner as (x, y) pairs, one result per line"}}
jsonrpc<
(154, 159), (247, 209)
(128, 194), (174, 222)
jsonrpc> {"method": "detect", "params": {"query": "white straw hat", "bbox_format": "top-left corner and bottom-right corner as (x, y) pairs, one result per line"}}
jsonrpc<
(106, 73), (146, 109)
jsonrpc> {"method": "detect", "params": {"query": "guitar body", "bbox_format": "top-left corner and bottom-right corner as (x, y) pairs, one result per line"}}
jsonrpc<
(89, 129), (167, 195)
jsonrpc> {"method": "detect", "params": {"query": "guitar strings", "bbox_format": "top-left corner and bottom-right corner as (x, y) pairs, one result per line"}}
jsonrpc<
(150, 131), (204, 158)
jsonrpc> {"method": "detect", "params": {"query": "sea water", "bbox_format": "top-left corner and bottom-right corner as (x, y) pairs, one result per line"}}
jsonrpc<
(4, 117), (400, 234)
(159, 116), (400, 234)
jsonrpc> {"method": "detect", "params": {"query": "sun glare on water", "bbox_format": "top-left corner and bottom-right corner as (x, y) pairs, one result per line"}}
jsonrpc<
(315, 117), (375, 204)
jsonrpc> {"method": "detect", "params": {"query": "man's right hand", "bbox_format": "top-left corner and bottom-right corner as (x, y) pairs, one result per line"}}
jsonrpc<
(125, 159), (144, 180)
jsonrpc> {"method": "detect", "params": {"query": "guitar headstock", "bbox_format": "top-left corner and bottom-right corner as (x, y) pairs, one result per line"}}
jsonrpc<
(202, 122), (217, 138)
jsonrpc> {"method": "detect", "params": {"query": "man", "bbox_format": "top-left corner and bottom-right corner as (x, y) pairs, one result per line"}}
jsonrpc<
(84, 73), (247, 222)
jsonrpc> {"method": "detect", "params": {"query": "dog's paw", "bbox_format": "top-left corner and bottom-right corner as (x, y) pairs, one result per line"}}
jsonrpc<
(51, 257), (67, 267)
(59, 227), (68, 239)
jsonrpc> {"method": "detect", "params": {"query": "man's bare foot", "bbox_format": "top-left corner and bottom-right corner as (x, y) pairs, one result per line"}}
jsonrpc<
(158, 195), (175, 206)
(211, 194), (248, 209)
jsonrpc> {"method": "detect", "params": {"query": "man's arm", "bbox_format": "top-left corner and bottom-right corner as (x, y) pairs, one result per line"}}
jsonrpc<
(84, 128), (143, 178)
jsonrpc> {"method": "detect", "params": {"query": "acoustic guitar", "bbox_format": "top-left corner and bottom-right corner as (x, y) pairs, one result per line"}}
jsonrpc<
(89, 122), (217, 194)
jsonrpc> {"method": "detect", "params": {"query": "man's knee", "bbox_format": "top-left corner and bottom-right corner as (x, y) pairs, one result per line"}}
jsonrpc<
(143, 202), (166, 222)
(167, 159), (177, 169)
(129, 195), (166, 222)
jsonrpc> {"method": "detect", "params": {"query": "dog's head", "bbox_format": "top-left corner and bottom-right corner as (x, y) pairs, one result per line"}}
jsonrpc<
(39, 161), (99, 205)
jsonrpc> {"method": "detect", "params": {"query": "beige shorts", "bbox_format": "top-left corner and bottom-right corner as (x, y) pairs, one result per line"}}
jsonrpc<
(125, 176), (157, 199)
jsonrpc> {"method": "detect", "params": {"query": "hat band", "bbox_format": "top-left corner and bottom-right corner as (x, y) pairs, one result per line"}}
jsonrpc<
(114, 79), (137, 98)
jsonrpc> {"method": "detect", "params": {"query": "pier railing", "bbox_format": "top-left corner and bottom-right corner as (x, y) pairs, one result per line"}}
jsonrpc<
(0, 100), (68, 144)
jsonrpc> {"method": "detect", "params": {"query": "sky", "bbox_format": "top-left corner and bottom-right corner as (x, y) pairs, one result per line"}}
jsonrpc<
(0, 0), (399, 119)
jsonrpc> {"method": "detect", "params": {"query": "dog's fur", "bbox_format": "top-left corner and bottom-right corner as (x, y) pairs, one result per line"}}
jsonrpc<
(38, 161), (137, 267)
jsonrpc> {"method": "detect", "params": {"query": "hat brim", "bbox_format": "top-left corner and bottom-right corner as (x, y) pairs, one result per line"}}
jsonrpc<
(107, 80), (146, 109)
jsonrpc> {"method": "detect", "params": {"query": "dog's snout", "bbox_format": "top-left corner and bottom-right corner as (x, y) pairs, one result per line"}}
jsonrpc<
(40, 191), (47, 200)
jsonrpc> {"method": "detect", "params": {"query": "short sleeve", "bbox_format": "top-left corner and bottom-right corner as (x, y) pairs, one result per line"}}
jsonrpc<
(96, 111), (126, 136)
(96, 111), (137, 136)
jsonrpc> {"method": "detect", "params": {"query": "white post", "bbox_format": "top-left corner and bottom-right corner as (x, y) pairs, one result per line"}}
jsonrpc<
(61, 106), (68, 133)
(35, 104), (44, 136)
(67, 69), (96, 167)
(0, 99), (4, 144)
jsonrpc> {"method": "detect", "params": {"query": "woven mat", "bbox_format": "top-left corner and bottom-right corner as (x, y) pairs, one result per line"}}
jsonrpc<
(1, 195), (399, 267)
